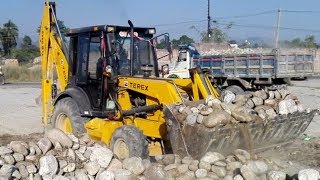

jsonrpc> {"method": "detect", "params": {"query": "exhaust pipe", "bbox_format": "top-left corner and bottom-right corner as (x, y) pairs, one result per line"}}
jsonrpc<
(128, 20), (134, 76)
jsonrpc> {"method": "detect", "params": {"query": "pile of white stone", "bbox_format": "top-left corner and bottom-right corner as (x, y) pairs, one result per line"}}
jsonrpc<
(0, 128), (319, 179)
(174, 89), (307, 128)
(201, 48), (266, 56)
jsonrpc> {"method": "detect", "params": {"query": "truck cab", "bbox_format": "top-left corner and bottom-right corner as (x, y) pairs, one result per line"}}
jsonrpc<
(166, 44), (199, 78)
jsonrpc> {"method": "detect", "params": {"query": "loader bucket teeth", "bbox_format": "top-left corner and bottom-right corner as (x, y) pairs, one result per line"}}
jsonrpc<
(164, 105), (318, 160)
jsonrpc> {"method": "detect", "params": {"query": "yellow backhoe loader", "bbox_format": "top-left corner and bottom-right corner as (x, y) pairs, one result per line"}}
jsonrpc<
(39, 2), (317, 159)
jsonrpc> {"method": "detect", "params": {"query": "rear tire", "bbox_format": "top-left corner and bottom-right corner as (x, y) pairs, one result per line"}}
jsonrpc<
(51, 97), (88, 135)
(110, 125), (149, 160)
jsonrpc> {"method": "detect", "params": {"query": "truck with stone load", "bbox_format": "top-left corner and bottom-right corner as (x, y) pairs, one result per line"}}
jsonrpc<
(166, 44), (315, 92)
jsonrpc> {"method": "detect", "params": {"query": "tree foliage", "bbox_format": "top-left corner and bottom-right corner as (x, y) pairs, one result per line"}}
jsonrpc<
(12, 35), (40, 64)
(190, 25), (228, 43)
(157, 35), (194, 49)
(282, 35), (318, 48)
(0, 20), (19, 56)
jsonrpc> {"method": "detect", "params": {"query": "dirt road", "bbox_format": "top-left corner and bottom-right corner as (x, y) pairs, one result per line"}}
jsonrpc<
(0, 83), (43, 135)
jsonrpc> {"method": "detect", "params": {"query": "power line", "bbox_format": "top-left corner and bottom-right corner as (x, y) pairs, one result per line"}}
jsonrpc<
(152, 19), (207, 27)
(282, 10), (320, 13)
(215, 10), (276, 20)
(216, 22), (320, 33)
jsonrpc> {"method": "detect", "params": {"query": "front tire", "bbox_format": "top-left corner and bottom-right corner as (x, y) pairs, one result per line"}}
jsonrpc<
(51, 97), (88, 135)
(110, 125), (149, 160)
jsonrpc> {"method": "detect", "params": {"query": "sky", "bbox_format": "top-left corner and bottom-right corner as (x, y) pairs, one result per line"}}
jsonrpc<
(1, 0), (320, 44)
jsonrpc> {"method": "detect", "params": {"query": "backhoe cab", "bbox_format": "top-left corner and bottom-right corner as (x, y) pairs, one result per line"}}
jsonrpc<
(64, 24), (170, 117)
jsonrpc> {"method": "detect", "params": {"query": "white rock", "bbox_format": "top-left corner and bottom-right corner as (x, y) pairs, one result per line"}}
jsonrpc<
(144, 165), (166, 180)
(123, 157), (145, 175)
(89, 145), (113, 168)
(63, 163), (76, 173)
(240, 165), (257, 180)
(26, 164), (37, 174)
(85, 161), (100, 176)
(107, 158), (123, 172)
(298, 169), (320, 180)
(268, 171), (286, 180)
(9, 141), (29, 155)
(0, 146), (13, 156)
(196, 114), (204, 124)
(177, 164), (189, 174)
(75, 150), (87, 161)
(3, 154), (15, 165)
(12, 170), (21, 179)
(39, 155), (59, 176)
(13, 153), (24, 162)
(233, 174), (244, 180)
(200, 152), (225, 164)
(46, 128), (73, 148)
(278, 99), (297, 115)
(75, 169), (89, 180)
(195, 169), (207, 178)
(186, 113), (198, 125)
(37, 138), (53, 154)
(247, 160), (269, 175)
(96, 170), (114, 180)
(0, 164), (15, 177)
(190, 107), (200, 114)
(223, 91), (236, 103)
(113, 169), (133, 180)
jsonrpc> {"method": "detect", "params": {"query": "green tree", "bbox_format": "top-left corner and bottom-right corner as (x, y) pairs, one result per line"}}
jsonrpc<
(0, 20), (19, 56)
(178, 35), (194, 45)
(304, 35), (317, 48)
(12, 35), (40, 64)
(192, 27), (227, 43)
(22, 35), (32, 47)
(157, 35), (194, 49)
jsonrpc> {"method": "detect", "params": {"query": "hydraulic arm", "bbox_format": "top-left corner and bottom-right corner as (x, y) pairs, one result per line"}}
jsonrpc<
(39, 2), (69, 125)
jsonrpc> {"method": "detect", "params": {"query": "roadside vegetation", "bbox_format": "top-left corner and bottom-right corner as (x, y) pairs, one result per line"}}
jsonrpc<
(2, 65), (41, 82)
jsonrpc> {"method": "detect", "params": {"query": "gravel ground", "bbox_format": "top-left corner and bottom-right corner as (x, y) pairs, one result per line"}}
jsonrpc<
(0, 80), (320, 175)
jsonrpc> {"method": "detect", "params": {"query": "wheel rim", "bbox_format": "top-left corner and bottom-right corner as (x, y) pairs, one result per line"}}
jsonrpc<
(113, 138), (129, 160)
(56, 113), (73, 133)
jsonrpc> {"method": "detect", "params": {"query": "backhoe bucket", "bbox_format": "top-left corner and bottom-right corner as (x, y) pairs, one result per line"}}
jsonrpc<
(164, 105), (318, 159)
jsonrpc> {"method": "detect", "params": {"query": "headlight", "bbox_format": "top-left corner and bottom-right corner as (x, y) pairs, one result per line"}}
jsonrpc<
(105, 65), (112, 73)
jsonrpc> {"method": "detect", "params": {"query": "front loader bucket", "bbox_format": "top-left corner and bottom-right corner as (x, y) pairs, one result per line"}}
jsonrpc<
(164, 105), (318, 159)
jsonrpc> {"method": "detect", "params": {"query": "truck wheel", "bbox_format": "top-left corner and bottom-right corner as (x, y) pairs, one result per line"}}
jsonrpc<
(225, 85), (244, 95)
(51, 97), (88, 135)
(0, 76), (4, 85)
(110, 125), (149, 160)
(220, 85), (244, 101)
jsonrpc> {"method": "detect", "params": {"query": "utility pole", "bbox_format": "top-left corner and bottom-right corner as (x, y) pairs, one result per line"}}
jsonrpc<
(274, 8), (281, 49)
(207, 0), (211, 38)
